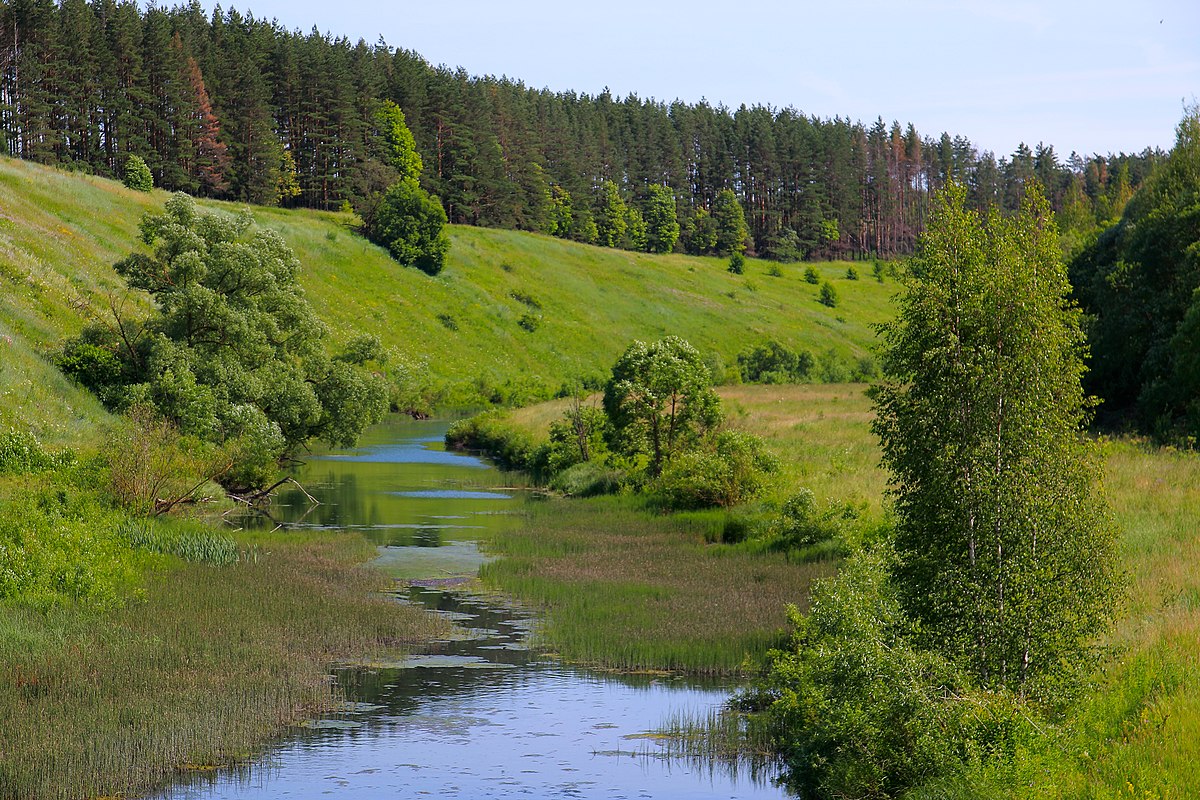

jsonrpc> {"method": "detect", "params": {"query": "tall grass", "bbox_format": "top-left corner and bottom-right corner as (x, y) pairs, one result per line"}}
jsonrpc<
(0, 531), (448, 800)
(481, 495), (835, 675)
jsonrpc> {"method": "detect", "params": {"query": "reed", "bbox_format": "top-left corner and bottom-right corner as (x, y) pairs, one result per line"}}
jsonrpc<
(0, 531), (448, 799)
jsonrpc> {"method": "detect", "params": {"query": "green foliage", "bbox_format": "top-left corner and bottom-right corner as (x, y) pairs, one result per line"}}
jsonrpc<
(376, 100), (423, 183)
(58, 193), (386, 486)
(683, 207), (718, 255)
(0, 481), (136, 611)
(872, 259), (886, 282)
(547, 460), (624, 497)
(818, 281), (838, 307)
(737, 340), (814, 384)
(122, 154), (153, 192)
(752, 549), (1023, 799)
(766, 226), (803, 263)
(845, 266), (859, 280)
(0, 430), (74, 475)
(517, 312), (541, 332)
(728, 252), (745, 274)
(653, 429), (777, 510)
(712, 188), (750, 255)
(770, 489), (857, 550)
(766, 263), (783, 277)
(872, 181), (1119, 693)
(1069, 107), (1200, 439)
(543, 399), (610, 474)
(603, 337), (723, 477)
(594, 180), (628, 248)
(445, 411), (540, 473)
(804, 265), (820, 284)
(547, 184), (574, 237)
(367, 180), (451, 274)
(643, 184), (680, 253)
(624, 206), (648, 251)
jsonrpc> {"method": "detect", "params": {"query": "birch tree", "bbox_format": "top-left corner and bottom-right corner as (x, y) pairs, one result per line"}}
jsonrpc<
(870, 181), (1118, 693)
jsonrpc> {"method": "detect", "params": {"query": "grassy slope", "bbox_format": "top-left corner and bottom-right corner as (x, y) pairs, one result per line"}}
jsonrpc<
(0, 155), (894, 438)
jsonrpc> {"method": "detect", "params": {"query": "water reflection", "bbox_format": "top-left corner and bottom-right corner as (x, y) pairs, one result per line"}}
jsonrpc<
(158, 418), (790, 799)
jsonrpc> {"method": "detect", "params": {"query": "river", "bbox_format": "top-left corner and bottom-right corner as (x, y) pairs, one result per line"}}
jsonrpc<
(156, 418), (791, 799)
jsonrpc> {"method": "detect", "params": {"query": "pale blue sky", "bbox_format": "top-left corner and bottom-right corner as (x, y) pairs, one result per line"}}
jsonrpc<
(201, 0), (1198, 159)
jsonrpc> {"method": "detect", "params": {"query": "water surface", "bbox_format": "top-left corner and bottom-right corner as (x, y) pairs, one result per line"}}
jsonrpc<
(158, 418), (789, 799)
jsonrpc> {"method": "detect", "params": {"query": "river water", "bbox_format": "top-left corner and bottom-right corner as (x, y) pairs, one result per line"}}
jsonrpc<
(156, 418), (791, 800)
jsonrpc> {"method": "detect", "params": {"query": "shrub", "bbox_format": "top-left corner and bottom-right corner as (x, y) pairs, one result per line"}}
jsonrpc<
(772, 489), (857, 549)
(767, 264), (783, 277)
(872, 259), (886, 282)
(749, 549), (1024, 799)
(819, 281), (839, 307)
(728, 252), (746, 274)
(804, 266), (820, 284)
(365, 181), (450, 275)
(845, 266), (859, 280)
(436, 313), (458, 330)
(445, 412), (539, 473)
(517, 312), (541, 332)
(738, 340), (814, 384)
(549, 461), (625, 497)
(123, 154), (153, 192)
(654, 430), (777, 510)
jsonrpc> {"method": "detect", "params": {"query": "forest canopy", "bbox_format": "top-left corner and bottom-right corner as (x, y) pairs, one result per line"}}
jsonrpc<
(0, 1), (1162, 259)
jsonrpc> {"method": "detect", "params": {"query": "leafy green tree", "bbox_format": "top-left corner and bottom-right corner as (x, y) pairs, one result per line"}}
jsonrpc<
(594, 180), (628, 248)
(603, 337), (722, 477)
(367, 181), (451, 275)
(60, 193), (387, 488)
(712, 188), (750, 255)
(728, 252), (745, 274)
(871, 181), (1118, 693)
(642, 184), (680, 253)
(547, 184), (574, 237)
(123, 154), (153, 191)
(803, 266), (820, 284)
(376, 99), (423, 183)
(624, 206), (648, 251)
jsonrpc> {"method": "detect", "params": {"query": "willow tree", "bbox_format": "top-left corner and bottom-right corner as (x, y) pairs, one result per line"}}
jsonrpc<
(870, 182), (1118, 694)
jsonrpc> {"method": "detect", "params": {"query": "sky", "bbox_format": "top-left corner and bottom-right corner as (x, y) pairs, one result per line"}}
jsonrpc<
(196, 0), (1198, 159)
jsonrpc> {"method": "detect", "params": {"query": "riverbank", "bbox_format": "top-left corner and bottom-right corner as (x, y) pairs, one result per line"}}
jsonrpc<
(0, 521), (447, 800)
(482, 385), (1200, 798)
(474, 384), (883, 675)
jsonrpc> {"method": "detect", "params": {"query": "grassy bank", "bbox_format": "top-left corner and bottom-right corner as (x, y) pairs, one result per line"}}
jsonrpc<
(479, 384), (882, 675)
(0, 526), (447, 799)
(0, 156), (895, 413)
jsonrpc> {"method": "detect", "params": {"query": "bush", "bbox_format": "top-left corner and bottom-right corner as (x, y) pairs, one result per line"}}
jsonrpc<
(728, 252), (746, 274)
(0, 485), (135, 610)
(365, 181), (450, 275)
(772, 489), (857, 549)
(123, 154), (153, 192)
(445, 412), (539, 473)
(517, 312), (541, 332)
(750, 549), (1024, 799)
(738, 340), (814, 384)
(804, 266), (820, 284)
(845, 266), (859, 280)
(654, 430), (777, 510)
(549, 461), (625, 497)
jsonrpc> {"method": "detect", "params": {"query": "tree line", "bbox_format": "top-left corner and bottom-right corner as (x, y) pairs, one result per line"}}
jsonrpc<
(0, 0), (1165, 258)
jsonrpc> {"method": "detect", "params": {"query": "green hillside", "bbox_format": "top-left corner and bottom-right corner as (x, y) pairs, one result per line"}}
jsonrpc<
(0, 156), (894, 436)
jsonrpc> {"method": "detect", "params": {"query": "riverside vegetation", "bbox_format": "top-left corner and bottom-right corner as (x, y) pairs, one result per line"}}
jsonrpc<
(2, 107), (1199, 800)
